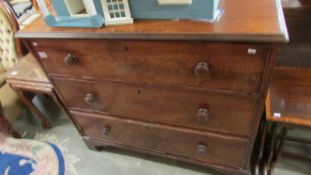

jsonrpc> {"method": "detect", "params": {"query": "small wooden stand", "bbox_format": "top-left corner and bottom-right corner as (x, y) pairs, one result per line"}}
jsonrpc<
(253, 67), (311, 175)
(6, 54), (65, 129)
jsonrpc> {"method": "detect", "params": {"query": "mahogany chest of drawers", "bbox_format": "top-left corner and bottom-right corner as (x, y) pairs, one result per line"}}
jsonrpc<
(16, 0), (288, 174)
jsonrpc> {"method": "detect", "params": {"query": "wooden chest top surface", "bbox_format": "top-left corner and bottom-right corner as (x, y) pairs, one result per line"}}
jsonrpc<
(16, 0), (288, 42)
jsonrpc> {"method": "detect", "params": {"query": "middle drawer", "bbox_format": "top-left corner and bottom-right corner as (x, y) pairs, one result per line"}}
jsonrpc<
(53, 78), (257, 136)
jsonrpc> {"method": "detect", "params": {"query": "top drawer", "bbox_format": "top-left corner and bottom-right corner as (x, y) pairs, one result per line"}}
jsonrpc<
(30, 39), (269, 94)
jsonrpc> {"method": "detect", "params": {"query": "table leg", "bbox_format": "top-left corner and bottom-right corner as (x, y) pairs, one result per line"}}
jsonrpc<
(14, 89), (52, 129)
(272, 126), (288, 163)
(262, 122), (288, 175)
(252, 119), (289, 175)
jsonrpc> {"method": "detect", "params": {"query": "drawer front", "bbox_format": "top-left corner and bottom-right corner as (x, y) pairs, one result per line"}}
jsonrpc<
(72, 111), (249, 168)
(53, 78), (257, 136)
(32, 39), (269, 93)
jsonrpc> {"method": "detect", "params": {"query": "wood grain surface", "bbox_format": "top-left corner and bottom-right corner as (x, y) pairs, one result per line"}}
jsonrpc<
(16, 0), (288, 42)
(53, 77), (258, 137)
(266, 67), (311, 127)
(72, 110), (249, 168)
(31, 39), (269, 94)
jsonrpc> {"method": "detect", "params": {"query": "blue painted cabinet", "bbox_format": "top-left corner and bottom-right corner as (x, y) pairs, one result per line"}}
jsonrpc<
(129, 0), (220, 20)
(37, 0), (220, 28)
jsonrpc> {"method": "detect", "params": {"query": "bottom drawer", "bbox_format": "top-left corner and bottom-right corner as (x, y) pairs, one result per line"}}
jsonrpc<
(71, 111), (249, 168)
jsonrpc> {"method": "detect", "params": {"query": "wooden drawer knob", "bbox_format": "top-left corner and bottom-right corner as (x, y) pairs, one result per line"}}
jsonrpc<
(101, 125), (111, 135)
(84, 93), (96, 105)
(64, 54), (78, 65)
(196, 108), (209, 121)
(194, 62), (210, 77)
(196, 143), (208, 154)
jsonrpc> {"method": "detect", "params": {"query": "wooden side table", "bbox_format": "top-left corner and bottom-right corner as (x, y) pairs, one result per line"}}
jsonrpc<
(253, 67), (311, 175)
(252, 2), (311, 174)
(6, 54), (63, 129)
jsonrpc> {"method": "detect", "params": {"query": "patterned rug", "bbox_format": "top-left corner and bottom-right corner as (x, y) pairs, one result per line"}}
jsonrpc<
(0, 134), (79, 175)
